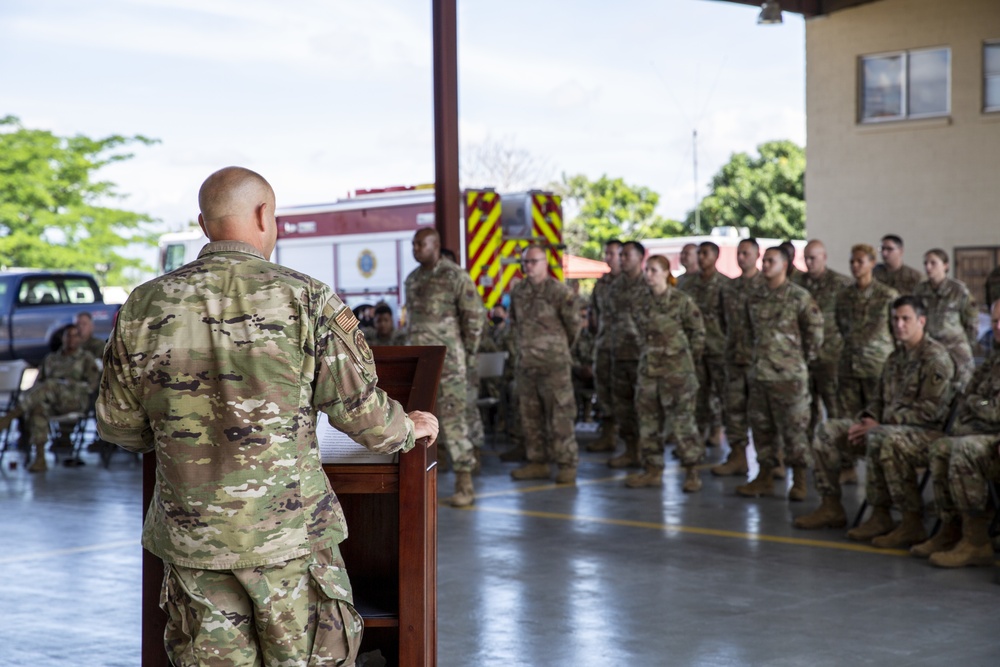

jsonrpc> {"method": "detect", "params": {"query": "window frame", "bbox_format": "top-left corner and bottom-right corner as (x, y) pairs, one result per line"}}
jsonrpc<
(858, 46), (951, 124)
(985, 40), (1000, 114)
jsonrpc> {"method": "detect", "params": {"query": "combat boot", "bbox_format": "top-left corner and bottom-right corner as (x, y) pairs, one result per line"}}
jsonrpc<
(510, 462), (552, 481)
(554, 466), (576, 485)
(27, 442), (48, 473)
(772, 450), (786, 480)
(929, 514), (995, 568)
(910, 518), (961, 558)
(624, 465), (663, 488)
(735, 469), (774, 497)
(787, 466), (808, 502)
(872, 511), (927, 549)
(607, 439), (640, 469)
(846, 506), (895, 542)
(682, 466), (702, 493)
(710, 447), (748, 477)
(586, 421), (617, 453)
(498, 443), (526, 462)
(794, 496), (847, 529)
(447, 471), (475, 508)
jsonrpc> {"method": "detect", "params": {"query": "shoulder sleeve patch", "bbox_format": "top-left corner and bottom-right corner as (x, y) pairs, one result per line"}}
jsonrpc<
(336, 307), (359, 332)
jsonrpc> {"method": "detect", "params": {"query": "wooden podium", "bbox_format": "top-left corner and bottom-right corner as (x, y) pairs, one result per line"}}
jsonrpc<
(141, 345), (444, 667)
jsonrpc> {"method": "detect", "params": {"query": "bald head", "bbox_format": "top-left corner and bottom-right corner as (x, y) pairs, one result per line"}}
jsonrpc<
(412, 228), (441, 266)
(803, 239), (828, 277)
(197, 166), (277, 258)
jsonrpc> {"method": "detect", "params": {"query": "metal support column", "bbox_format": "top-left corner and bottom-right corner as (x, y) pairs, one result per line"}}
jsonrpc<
(432, 0), (462, 258)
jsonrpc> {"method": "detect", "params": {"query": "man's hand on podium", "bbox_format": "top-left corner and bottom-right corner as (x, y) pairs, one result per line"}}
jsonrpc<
(408, 410), (439, 447)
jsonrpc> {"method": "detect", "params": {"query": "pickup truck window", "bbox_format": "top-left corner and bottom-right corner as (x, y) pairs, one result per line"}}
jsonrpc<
(17, 277), (98, 306)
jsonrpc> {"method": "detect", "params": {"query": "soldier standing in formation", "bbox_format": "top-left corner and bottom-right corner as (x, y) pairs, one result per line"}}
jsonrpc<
(0, 324), (100, 472)
(508, 245), (580, 484)
(570, 306), (596, 422)
(873, 234), (922, 294)
(712, 237), (761, 477)
(680, 241), (730, 447)
(366, 303), (406, 347)
(915, 299), (1000, 567)
(587, 239), (622, 453)
(675, 243), (699, 290)
(735, 246), (823, 500)
(627, 255), (706, 491)
(606, 241), (650, 469)
(914, 248), (977, 390)
(96, 166), (437, 665)
(793, 240), (852, 440)
(795, 296), (955, 537)
(405, 228), (486, 507)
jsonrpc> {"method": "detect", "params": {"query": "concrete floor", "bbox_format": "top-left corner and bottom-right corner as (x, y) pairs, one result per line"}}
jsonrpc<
(1, 432), (998, 667)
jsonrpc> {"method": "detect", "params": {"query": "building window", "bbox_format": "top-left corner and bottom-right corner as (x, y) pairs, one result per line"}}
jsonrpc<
(860, 47), (950, 122)
(985, 42), (1000, 113)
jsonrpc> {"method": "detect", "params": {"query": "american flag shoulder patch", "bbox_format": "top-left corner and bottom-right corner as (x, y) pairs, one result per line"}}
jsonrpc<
(335, 307), (359, 332)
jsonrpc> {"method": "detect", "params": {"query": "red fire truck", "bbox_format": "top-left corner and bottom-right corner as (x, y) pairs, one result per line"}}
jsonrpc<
(158, 186), (565, 316)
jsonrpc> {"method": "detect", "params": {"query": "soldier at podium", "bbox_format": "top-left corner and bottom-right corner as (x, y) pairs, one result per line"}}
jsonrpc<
(97, 166), (438, 667)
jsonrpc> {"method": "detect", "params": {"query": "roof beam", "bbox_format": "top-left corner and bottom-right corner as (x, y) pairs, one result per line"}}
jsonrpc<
(710, 0), (883, 18)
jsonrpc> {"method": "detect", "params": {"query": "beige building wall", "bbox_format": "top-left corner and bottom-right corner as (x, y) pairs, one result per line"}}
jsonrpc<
(806, 0), (1000, 301)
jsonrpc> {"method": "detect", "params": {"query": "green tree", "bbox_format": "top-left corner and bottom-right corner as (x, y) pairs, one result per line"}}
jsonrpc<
(558, 173), (684, 260)
(0, 115), (159, 285)
(685, 140), (805, 239)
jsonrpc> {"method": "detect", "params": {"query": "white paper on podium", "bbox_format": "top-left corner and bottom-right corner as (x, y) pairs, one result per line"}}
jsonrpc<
(317, 411), (397, 464)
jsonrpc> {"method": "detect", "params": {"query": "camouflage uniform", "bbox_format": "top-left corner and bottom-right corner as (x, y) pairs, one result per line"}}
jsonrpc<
(608, 272), (649, 453)
(366, 329), (406, 347)
(793, 269), (852, 438)
(97, 240), (414, 666)
(405, 257), (486, 472)
(914, 278), (977, 390)
(811, 336), (955, 508)
(20, 348), (100, 446)
(510, 277), (579, 469)
(744, 281), (823, 469)
(926, 350), (1000, 521)
(873, 262), (922, 295)
(985, 265), (1000, 309)
(835, 280), (899, 416)
(680, 271), (731, 436)
(635, 287), (705, 467)
(722, 273), (764, 456)
(81, 335), (107, 359)
(571, 324), (595, 420)
(590, 271), (617, 427)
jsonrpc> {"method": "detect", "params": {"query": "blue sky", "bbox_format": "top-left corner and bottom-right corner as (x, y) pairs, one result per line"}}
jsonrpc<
(0, 0), (805, 235)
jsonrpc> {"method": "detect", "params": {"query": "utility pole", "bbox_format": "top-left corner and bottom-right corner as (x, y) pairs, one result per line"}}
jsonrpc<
(692, 128), (701, 234)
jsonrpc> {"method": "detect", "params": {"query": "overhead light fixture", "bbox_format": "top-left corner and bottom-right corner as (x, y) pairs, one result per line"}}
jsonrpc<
(758, 0), (783, 25)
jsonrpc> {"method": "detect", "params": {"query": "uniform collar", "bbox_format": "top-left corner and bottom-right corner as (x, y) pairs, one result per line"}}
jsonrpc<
(198, 240), (266, 260)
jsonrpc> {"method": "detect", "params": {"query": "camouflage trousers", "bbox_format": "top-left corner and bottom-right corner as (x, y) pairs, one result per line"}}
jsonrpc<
(160, 546), (362, 667)
(811, 420), (935, 509)
(836, 375), (879, 418)
(610, 357), (639, 447)
(505, 378), (523, 446)
(806, 360), (841, 441)
(516, 365), (579, 468)
(19, 381), (88, 446)
(865, 425), (944, 512)
(723, 364), (751, 452)
(466, 358), (484, 449)
(437, 355), (475, 472)
(594, 347), (614, 423)
(695, 356), (726, 435)
(747, 378), (809, 469)
(929, 434), (1000, 519)
(636, 372), (700, 467)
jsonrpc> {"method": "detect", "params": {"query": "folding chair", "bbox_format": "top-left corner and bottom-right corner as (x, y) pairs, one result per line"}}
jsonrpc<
(49, 390), (99, 467)
(476, 351), (508, 444)
(0, 365), (36, 466)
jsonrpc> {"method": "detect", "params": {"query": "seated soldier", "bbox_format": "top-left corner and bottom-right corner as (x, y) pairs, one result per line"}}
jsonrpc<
(366, 303), (405, 346)
(0, 324), (101, 472)
(75, 311), (107, 359)
(794, 296), (956, 540)
(910, 299), (1000, 567)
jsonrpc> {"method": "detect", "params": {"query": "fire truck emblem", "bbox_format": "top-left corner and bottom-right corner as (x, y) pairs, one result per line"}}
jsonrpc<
(358, 250), (377, 278)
